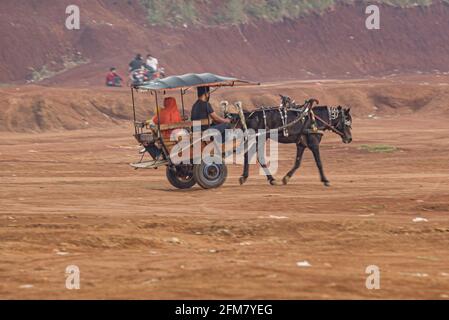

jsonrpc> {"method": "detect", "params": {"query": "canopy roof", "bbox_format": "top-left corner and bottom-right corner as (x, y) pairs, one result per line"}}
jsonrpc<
(135, 73), (259, 92)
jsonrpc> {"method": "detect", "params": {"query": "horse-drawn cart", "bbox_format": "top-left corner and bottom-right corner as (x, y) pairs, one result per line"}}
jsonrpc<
(129, 73), (259, 189)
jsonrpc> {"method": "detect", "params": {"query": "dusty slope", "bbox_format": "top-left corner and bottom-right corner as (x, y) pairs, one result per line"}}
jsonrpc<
(1, 1), (449, 85)
(1, 76), (449, 132)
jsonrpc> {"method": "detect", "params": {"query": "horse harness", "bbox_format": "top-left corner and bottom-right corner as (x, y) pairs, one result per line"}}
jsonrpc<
(248, 102), (310, 137)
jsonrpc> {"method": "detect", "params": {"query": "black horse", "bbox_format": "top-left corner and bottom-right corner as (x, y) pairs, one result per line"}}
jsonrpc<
(234, 97), (353, 186)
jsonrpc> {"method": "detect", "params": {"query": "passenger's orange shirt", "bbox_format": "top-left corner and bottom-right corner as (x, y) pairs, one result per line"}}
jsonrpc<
(152, 97), (182, 138)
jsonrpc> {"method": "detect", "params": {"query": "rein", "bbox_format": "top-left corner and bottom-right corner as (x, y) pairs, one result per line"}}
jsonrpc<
(312, 109), (345, 137)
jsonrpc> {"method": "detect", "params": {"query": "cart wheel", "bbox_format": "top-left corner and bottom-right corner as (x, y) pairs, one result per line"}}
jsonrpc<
(166, 166), (196, 189)
(193, 162), (228, 189)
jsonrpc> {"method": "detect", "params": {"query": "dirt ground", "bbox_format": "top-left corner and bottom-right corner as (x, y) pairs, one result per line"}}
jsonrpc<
(1, 85), (449, 299)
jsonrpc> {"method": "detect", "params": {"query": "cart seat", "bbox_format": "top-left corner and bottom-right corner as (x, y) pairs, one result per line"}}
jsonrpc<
(152, 118), (211, 154)
(156, 118), (211, 131)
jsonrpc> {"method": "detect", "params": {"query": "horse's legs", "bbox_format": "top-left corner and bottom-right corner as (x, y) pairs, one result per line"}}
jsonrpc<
(283, 142), (306, 185)
(258, 160), (278, 185)
(239, 136), (257, 185)
(240, 146), (250, 185)
(240, 136), (278, 185)
(309, 136), (330, 186)
(257, 136), (278, 185)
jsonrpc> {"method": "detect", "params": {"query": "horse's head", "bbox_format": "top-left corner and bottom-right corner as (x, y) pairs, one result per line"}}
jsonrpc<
(332, 106), (353, 144)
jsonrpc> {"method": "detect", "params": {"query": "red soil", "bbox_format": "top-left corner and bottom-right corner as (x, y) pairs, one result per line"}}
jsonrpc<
(1, 1), (449, 85)
(1, 75), (449, 133)
(1, 104), (448, 299)
(1, 2), (449, 299)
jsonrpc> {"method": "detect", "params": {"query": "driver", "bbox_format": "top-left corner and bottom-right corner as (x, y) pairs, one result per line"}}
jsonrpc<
(191, 86), (231, 141)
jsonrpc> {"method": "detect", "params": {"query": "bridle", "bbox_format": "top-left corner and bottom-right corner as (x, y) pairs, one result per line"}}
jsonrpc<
(312, 107), (350, 138)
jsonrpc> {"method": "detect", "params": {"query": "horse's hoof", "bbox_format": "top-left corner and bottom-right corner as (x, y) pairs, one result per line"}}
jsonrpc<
(282, 176), (290, 185)
(323, 181), (330, 187)
(270, 179), (280, 186)
(239, 176), (247, 185)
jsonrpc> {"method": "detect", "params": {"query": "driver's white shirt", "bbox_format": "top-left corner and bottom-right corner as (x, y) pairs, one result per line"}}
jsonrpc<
(146, 57), (158, 71)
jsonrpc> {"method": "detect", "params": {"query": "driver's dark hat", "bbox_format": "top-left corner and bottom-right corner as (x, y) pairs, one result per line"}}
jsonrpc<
(197, 86), (210, 97)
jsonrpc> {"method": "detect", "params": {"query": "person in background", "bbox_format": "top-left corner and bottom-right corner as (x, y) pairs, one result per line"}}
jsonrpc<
(145, 53), (159, 73)
(105, 67), (122, 87)
(129, 53), (144, 72)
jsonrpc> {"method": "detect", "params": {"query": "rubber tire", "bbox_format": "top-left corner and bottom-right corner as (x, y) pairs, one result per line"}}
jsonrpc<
(166, 166), (196, 189)
(193, 162), (228, 189)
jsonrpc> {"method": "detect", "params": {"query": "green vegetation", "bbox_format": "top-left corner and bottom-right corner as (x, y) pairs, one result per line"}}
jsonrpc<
(28, 54), (89, 82)
(140, 0), (443, 26)
(359, 144), (399, 153)
(140, 0), (198, 25)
